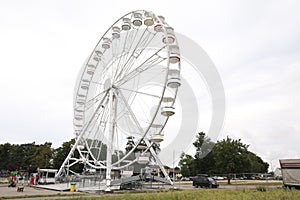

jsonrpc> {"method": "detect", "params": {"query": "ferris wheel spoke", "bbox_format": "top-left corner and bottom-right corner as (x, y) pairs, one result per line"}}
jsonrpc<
(117, 57), (166, 87)
(84, 89), (109, 111)
(87, 108), (110, 163)
(118, 31), (156, 79)
(117, 89), (145, 134)
(118, 87), (161, 99)
(121, 27), (148, 68)
(114, 28), (155, 82)
(110, 89), (150, 167)
(86, 103), (109, 144)
(83, 112), (109, 160)
(112, 32), (143, 80)
(83, 91), (109, 132)
(115, 47), (167, 86)
(126, 31), (157, 69)
(123, 25), (142, 55)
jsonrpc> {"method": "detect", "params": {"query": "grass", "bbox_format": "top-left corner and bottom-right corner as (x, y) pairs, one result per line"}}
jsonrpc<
(1, 188), (299, 200)
(69, 188), (300, 200)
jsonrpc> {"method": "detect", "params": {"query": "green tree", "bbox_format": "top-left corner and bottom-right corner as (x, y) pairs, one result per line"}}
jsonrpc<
(34, 142), (53, 169)
(0, 142), (54, 172)
(178, 133), (269, 181)
(245, 151), (269, 173)
(52, 139), (83, 173)
(212, 136), (269, 184)
(193, 132), (216, 175)
(213, 137), (250, 174)
(179, 153), (195, 177)
(0, 143), (13, 170)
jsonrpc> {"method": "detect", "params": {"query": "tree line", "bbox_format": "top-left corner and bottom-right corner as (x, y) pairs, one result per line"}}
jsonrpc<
(0, 139), (81, 174)
(179, 132), (269, 178)
(0, 132), (269, 178)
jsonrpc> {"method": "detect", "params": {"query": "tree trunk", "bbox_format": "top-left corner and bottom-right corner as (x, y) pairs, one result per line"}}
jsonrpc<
(227, 175), (231, 184)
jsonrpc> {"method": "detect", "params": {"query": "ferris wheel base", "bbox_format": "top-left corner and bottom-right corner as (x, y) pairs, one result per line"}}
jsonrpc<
(85, 176), (172, 191)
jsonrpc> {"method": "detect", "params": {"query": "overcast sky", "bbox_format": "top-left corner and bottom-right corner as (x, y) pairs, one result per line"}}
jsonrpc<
(0, 0), (299, 170)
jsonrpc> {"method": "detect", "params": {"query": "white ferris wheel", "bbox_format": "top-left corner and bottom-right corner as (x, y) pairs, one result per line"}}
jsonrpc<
(57, 10), (181, 189)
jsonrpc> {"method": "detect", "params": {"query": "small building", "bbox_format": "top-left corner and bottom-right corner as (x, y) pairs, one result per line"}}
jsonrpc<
(280, 159), (300, 188)
(38, 169), (58, 184)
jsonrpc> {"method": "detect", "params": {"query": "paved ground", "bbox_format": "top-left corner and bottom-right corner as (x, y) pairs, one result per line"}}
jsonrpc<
(0, 184), (81, 199)
(168, 181), (281, 190)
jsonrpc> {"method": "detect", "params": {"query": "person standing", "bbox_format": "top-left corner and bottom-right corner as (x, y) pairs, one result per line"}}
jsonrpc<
(30, 174), (34, 186)
(35, 173), (39, 185)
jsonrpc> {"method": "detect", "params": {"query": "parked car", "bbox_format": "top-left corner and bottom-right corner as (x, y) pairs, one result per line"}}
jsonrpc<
(192, 175), (219, 188)
(181, 177), (189, 181)
(212, 176), (225, 180)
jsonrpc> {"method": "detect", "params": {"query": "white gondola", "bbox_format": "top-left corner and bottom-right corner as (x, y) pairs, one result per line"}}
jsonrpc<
(77, 144), (85, 150)
(163, 27), (175, 44)
(136, 143), (147, 150)
(77, 94), (86, 98)
(81, 83), (89, 90)
(151, 124), (163, 128)
(154, 16), (165, 32)
(74, 115), (83, 120)
(169, 45), (180, 64)
(132, 12), (142, 26)
(74, 124), (83, 127)
(144, 12), (154, 26)
(88, 64), (96, 69)
(150, 133), (164, 142)
(157, 15), (165, 23)
(102, 38), (111, 49)
(168, 68), (180, 76)
(161, 106), (175, 116)
(162, 96), (174, 102)
(75, 108), (84, 113)
(86, 64), (96, 75)
(112, 26), (121, 39)
(167, 77), (181, 88)
(87, 68), (95, 75)
(137, 153), (150, 164)
(154, 23), (163, 32)
(93, 50), (102, 61)
(76, 100), (85, 105)
(122, 18), (131, 30)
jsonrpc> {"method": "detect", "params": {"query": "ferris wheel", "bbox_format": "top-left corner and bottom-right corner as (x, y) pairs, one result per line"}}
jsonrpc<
(57, 10), (181, 189)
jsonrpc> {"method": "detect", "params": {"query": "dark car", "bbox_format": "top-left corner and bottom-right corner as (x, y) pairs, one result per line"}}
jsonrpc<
(192, 175), (219, 188)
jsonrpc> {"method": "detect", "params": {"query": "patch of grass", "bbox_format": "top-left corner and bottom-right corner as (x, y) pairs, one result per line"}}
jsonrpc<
(256, 186), (267, 192)
(60, 188), (300, 200)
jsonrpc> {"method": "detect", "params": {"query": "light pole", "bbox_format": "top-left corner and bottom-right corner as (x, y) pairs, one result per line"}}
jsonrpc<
(173, 150), (175, 182)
